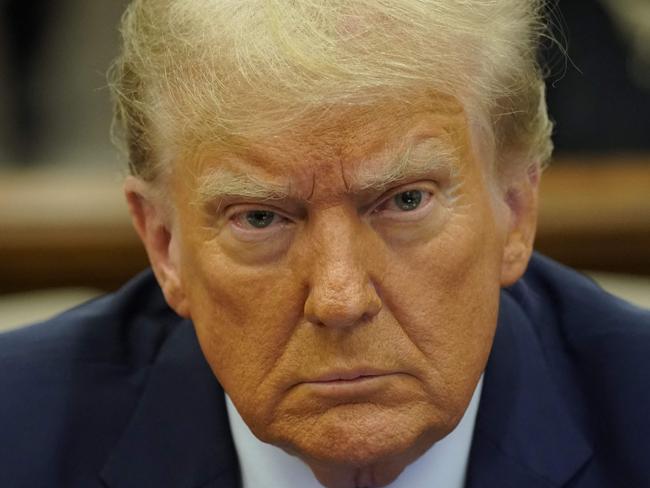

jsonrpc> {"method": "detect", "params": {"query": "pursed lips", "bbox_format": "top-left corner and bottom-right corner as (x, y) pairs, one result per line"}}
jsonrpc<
(292, 368), (413, 399)
(305, 368), (398, 384)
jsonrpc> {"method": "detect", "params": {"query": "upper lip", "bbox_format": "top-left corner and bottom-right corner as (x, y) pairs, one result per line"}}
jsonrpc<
(307, 368), (394, 383)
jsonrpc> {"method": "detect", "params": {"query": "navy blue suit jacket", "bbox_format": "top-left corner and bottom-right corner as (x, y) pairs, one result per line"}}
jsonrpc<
(1, 254), (649, 487)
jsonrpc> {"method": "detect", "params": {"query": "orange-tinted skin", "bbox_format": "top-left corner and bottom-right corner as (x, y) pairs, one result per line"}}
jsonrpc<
(126, 96), (538, 487)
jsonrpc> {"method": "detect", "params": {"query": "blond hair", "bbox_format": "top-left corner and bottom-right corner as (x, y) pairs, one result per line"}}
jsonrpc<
(109, 0), (553, 181)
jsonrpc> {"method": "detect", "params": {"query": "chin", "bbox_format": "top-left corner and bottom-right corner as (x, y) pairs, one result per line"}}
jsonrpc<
(267, 402), (453, 468)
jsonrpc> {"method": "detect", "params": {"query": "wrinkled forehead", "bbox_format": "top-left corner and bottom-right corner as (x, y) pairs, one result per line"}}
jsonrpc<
(156, 88), (491, 168)
(232, 94), (468, 162)
(165, 92), (496, 201)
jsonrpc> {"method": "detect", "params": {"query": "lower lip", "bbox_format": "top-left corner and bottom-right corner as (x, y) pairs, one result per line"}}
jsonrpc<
(301, 374), (398, 398)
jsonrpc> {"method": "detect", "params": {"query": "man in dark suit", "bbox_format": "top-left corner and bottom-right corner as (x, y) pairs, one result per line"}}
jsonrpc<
(1, 1), (649, 487)
(2, 255), (649, 487)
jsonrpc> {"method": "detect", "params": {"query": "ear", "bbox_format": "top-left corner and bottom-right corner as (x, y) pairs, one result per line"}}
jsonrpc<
(124, 176), (191, 318)
(499, 165), (540, 287)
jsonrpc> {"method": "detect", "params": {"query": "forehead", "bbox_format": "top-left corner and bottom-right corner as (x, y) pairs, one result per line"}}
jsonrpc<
(173, 93), (479, 197)
(264, 96), (463, 160)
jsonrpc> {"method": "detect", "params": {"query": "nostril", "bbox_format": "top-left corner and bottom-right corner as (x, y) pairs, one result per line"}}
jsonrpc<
(359, 300), (382, 325)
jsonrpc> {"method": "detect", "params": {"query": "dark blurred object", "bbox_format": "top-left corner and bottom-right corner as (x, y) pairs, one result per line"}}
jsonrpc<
(1, 1), (55, 164)
(0, 1), (129, 168)
(543, 0), (650, 154)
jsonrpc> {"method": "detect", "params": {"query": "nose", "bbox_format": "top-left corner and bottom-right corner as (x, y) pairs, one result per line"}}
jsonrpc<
(303, 207), (382, 328)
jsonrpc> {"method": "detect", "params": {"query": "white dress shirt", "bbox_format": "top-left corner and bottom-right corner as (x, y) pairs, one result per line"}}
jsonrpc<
(226, 376), (483, 488)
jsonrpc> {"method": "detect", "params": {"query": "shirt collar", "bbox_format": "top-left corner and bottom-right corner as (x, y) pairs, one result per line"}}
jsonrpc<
(226, 376), (483, 488)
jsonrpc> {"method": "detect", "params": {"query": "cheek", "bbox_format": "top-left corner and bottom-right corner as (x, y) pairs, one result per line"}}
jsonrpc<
(380, 198), (503, 404)
(179, 242), (306, 409)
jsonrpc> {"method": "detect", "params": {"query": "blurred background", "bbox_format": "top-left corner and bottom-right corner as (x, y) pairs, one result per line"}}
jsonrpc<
(1, 0), (649, 330)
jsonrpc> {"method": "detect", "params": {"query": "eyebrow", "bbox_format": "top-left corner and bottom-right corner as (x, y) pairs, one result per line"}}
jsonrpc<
(194, 138), (458, 204)
(352, 138), (458, 193)
(196, 169), (292, 204)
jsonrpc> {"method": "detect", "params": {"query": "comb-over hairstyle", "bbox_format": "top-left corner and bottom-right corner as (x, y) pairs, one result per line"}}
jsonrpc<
(109, 0), (553, 181)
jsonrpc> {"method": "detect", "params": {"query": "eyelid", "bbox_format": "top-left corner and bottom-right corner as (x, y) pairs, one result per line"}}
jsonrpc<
(224, 203), (293, 221)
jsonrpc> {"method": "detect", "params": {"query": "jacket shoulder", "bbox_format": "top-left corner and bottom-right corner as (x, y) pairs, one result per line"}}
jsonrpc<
(0, 270), (184, 486)
(515, 253), (650, 351)
(0, 269), (178, 366)
(508, 254), (650, 485)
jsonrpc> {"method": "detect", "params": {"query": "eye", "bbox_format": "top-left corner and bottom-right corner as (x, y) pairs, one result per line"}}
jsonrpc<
(228, 207), (292, 238)
(392, 190), (424, 211)
(243, 210), (277, 229)
(374, 188), (433, 216)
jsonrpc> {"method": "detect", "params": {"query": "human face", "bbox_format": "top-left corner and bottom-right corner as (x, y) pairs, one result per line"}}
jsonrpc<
(167, 96), (512, 470)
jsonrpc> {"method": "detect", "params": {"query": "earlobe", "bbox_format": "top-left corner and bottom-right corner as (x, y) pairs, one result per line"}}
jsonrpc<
(500, 233), (531, 286)
(124, 176), (191, 318)
(499, 166), (540, 287)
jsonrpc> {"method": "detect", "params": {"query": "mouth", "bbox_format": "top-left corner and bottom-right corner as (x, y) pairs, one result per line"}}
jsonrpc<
(308, 369), (392, 383)
(298, 368), (405, 398)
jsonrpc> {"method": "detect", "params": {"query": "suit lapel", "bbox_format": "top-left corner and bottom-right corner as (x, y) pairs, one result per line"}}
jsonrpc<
(100, 321), (240, 488)
(465, 291), (593, 488)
